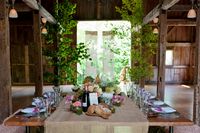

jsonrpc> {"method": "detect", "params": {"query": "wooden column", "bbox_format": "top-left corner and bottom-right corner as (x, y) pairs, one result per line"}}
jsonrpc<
(33, 11), (43, 96)
(0, 0), (12, 123)
(193, 0), (200, 125)
(157, 10), (167, 101)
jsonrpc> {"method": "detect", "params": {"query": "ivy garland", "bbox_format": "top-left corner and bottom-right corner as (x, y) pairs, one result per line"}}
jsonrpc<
(116, 0), (157, 83)
(43, 0), (90, 86)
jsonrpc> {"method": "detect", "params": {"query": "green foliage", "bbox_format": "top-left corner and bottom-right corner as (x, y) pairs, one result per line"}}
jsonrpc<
(116, 0), (157, 82)
(43, 0), (90, 86)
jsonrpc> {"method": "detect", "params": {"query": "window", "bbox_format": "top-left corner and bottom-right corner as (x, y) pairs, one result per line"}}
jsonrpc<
(165, 49), (173, 65)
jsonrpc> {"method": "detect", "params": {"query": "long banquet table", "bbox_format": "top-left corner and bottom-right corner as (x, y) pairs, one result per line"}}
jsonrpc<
(44, 97), (149, 133)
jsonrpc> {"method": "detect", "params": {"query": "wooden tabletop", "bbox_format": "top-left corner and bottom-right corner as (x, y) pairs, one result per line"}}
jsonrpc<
(148, 112), (193, 126)
(3, 110), (45, 127)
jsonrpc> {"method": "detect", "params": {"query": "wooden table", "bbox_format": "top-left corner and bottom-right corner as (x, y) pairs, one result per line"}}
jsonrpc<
(45, 97), (149, 133)
(3, 109), (46, 133)
(146, 104), (193, 133)
(3, 98), (193, 133)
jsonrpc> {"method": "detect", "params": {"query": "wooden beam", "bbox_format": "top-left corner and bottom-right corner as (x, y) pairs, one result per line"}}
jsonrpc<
(167, 26), (175, 36)
(167, 19), (196, 26)
(143, 0), (180, 24)
(162, 0), (180, 10)
(14, 3), (32, 12)
(22, 0), (39, 10)
(38, 3), (57, 24)
(143, 4), (161, 24)
(0, 0), (12, 123)
(33, 11), (43, 97)
(166, 42), (193, 47)
(157, 10), (167, 101)
(193, 0), (200, 125)
(150, 19), (196, 26)
(168, 5), (191, 12)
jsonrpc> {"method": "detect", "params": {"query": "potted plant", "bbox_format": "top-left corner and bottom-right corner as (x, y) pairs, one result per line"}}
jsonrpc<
(43, 0), (90, 89)
(115, 0), (157, 87)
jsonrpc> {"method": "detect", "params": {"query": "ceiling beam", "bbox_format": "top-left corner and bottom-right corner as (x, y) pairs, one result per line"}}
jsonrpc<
(162, 0), (180, 10)
(167, 19), (196, 26)
(143, 3), (161, 24)
(168, 5), (191, 12)
(149, 19), (196, 26)
(143, 0), (180, 24)
(15, 3), (32, 12)
(166, 42), (193, 47)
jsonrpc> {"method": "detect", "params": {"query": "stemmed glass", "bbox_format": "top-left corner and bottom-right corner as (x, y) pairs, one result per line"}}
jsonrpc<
(53, 86), (63, 106)
(33, 97), (45, 118)
(43, 91), (56, 116)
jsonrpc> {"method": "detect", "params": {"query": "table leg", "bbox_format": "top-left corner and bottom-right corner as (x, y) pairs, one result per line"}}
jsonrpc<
(169, 126), (174, 133)
(26, 126), (30, 133)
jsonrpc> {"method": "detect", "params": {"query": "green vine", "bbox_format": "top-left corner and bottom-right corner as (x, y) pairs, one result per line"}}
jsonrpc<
(116, 0), (157, 83)
(43, 0), (90, 86)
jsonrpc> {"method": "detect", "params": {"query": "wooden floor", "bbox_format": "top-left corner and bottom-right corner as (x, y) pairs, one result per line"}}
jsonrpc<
(12, 84), (194, 120)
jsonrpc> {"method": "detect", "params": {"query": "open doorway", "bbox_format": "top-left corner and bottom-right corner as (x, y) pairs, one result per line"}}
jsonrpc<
(77, 21), (131, 84)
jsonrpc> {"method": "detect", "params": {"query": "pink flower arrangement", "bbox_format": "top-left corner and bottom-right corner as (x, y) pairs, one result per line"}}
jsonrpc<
(65, 95), (74, 104)
(72, 101), (82, 107)
(112, 95), (124, 106)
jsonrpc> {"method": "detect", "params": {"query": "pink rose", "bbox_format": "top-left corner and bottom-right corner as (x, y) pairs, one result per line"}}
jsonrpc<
(72, 101), (81, 107)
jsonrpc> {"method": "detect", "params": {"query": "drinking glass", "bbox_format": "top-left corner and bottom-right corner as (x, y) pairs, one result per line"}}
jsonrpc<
(33, 97), (44, 118)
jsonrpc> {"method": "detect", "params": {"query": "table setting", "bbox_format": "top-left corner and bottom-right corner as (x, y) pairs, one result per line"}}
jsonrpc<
(44, 75), (149, 133)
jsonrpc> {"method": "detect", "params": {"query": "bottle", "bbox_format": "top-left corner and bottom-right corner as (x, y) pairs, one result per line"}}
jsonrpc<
(82, 86), (90, 112)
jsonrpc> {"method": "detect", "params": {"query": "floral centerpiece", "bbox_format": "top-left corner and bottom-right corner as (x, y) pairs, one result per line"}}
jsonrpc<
(112, 95), (125, 106)
(70, 101), (83, 115)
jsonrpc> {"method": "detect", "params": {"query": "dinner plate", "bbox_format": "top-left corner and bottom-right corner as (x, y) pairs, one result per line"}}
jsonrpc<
(21, 107), (46, 113)
(153, 101), (165, 106)
(151, 107), (176, 113)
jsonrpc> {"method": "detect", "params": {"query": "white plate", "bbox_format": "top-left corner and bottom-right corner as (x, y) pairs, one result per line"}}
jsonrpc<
(151, 107), (176, 113)
(153, 101), (165, 106)
(21, 107), (46, 113)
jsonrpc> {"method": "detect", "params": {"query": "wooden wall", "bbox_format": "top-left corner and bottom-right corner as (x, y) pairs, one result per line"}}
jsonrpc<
(148, 24), (195, 84)
(10, 12), (36, 85)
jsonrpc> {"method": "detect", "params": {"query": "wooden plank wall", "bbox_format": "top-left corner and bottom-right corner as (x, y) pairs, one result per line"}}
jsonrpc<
(10, 12), (35, 85)
(148, 22), (195, 84)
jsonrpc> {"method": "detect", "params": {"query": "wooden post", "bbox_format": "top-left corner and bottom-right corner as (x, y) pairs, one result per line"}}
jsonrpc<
(193, 0), (200, 125)
(33, 11), (43, 96)
(157, 10), (167, 101)
(0, 0), (12, 123)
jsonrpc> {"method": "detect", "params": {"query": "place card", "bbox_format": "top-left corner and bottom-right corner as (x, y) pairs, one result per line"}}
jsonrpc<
(89, 92), (98, 105)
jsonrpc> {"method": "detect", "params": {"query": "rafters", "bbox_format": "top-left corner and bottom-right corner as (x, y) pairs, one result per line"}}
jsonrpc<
(143, 0), (180, 24)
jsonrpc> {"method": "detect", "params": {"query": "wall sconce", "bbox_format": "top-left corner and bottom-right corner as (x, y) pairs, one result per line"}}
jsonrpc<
(153, 27), (159, 34)
(9, 0), (18, 18)
(187, 0), (196, 18)
(153, 17), (159, 23)
(41, 27), (47, 34)
(41, 17), (47, 34)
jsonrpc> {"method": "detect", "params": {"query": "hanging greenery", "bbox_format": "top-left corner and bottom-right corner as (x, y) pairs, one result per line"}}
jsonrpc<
(115, 0), (157, 83)
(43, 0), (90, 86)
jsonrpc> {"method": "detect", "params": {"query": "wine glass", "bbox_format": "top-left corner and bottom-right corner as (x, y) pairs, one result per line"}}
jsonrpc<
(33, 97), (44, 118)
